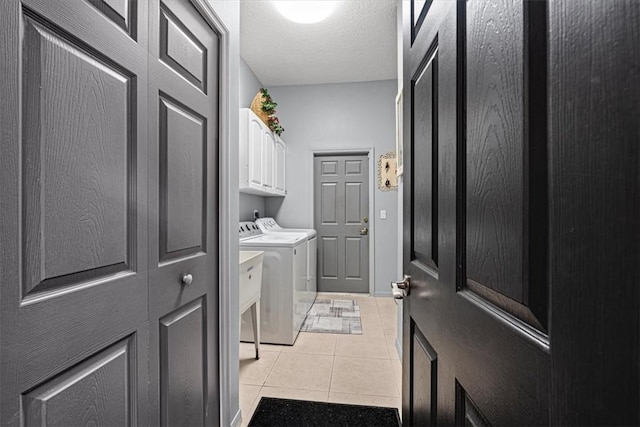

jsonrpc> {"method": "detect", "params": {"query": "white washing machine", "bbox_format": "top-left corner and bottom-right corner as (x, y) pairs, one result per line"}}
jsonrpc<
(239, 221), (308, 345)
(255, 218), (317, 312)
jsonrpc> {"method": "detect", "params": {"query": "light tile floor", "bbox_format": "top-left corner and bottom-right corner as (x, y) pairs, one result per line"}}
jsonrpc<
(239, 293), (402, 426)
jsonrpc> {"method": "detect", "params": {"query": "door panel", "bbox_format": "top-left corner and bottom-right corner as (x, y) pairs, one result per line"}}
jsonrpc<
(410, 326), (437, 427)
(322, 237), (339, 279)
(345, 183), (363, 224)
(345, 237), (363, 278)
(464, 0), (548, 331)
(321, 160), (338, 175)
(274, 138), (286, 194)
(249, 118), (263, 187)
(86, 0), (136, 35)
(21, 12), (134, 295)
(463, 0), (548, 330)
(159, 298), (207, 427)
(412, 47), (438, 270)
(321, 183), (338, 224)
(148, 0), (219, 425)
(411, 0), (431, 44)
(455, 382), (490, 427)
(345, 159), (362, 175)
(22, 336), (137, 426)
(159, 95), (206, 258)
(315, 155), (369, 293)
(160, 4), (207, 91)
(466, 0), (524, 302)
(1, 1), (149, 425)
(402, 1), (549, 425)
(263, 130), (275, 192)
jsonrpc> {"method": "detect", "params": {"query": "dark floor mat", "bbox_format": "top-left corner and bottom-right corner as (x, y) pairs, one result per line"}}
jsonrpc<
(248, 397), (401, 427)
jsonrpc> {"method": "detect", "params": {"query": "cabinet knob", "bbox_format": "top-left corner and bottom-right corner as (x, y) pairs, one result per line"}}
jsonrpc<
(182, 274), (193, 286)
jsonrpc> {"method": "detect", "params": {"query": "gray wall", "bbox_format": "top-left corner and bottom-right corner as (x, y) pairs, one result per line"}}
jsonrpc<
(239, 194), (265, 221)
(265, 80), (399, 296)
(240, 57), (263, 109)
(239, 57), (267, 221)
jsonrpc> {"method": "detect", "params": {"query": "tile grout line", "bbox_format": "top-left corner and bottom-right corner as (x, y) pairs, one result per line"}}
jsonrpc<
(239, 348), (283, 424)
(261, 349), (283, 388)
(243, 387), (262, 426)
(327, 342), (337, 401)
(246, 385), (262, 426)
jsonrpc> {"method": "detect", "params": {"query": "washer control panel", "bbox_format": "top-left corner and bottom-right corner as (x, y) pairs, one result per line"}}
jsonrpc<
(239, 221), (262, 239)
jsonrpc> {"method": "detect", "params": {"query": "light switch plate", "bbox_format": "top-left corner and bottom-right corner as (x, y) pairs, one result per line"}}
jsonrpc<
(380, 210), (387, 219)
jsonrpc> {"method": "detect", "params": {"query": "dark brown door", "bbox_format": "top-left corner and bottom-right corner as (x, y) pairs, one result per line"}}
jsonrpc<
(314, 154), (370, 293)
(147, 0), (219, 425)
(401, 0), (639, 425)
(0, 0), (150, 424)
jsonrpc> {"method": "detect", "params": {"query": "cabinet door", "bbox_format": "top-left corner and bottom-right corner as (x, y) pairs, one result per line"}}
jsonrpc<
(248, 116), (263, 189)
(262, 129), (275, 193)
(274, 137), (286, 195)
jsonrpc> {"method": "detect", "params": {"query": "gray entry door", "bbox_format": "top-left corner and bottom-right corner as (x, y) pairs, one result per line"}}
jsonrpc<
(148, 0), (219, 426)
(0, 0), (151, 425)
(314, 154), (369, 293)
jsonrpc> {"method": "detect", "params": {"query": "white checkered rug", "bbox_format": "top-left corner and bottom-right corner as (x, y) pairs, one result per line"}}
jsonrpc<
(300, 299), (362, 335)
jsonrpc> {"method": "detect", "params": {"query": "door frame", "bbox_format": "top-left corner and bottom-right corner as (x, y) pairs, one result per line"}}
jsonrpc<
(188, 1), (236, 426)
(308, 148), (375, 296)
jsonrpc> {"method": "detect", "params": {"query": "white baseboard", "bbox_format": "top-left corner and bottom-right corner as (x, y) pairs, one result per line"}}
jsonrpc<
(373, 290), (393, 298)
(230, 409), (242, 427)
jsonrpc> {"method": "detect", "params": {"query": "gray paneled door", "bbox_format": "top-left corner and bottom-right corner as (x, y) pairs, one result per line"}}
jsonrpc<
(0, 0), (219, 425)
(148, 0), (219, 425)
(314, 154), (369, 293)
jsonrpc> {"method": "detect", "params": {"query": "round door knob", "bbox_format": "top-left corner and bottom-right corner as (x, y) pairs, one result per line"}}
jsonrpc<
(182, 274), (193, 285)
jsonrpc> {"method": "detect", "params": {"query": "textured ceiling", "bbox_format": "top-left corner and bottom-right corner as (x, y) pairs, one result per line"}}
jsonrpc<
(241, 0), (398, 86)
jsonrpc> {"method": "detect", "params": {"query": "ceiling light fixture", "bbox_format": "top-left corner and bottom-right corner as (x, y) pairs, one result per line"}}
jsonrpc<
(273, 1), (339, 24)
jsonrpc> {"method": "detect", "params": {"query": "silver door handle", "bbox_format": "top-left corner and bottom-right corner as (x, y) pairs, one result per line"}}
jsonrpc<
(182, 274), (193, 285)
(360, 227), (369, 235)
(391, 275), (410, 299)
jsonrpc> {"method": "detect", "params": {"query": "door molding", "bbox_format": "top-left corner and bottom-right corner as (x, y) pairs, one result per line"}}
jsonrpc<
(308, 148), (375, 296)
(189, 1), (236, 426)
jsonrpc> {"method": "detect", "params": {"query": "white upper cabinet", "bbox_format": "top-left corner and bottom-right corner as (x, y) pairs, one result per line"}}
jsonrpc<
(274, 136), (286, 195)
(248, 116), (263, 188)
(239, 108), (286, 196)
(262, 129), (275, 193)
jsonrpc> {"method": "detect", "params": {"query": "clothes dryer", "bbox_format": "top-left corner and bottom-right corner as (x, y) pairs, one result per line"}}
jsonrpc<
(239, 221), (308, 345)
(255, 218), (317, 311)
